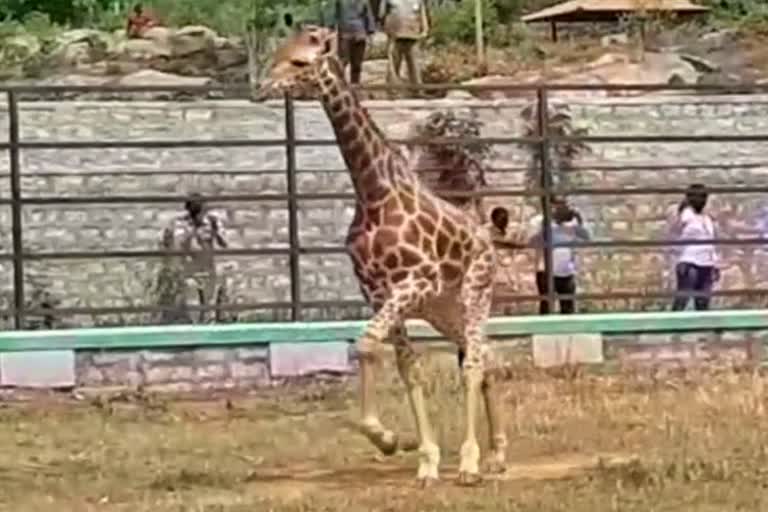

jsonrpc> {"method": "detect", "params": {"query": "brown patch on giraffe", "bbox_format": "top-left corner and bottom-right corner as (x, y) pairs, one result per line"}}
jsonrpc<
(435, 231), (451, 258)
(402, 220), (420, 246)
(440, 262), (463, 282)
(399, 247), (423, 267)
(358, 151), (372, 170)
(442, 219), (457, 237)
(362, 174), (390, 203)
(374, 228), (399, 250)
(329, 100), (344, 114)
(449, 241), (463, 261)
(399, 193), (417, 215)
(416, 214), (437, 236)
(390, 270), (409, 283)
(382, 208), (405, 226)
(420, 236), (432, 255)
(383, 253), (399, 270)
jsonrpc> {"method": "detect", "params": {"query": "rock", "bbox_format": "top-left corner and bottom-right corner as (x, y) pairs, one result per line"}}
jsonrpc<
(699, 29), (738, 52)
(169, 25), (218, 58)
(116, 38), (171, 60)
(116, 69), (213, 87)
(50, 29), (113, 67)
(679, 53), (720, 73)
(2, 33), (41, 62)
(601, 33), (629, 47)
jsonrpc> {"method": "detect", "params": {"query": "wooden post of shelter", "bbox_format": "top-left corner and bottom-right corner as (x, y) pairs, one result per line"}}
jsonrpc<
(475, 0), (486, 72)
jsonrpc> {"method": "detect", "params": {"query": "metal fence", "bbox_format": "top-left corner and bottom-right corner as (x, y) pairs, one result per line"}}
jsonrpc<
(3, 82), (768, 329)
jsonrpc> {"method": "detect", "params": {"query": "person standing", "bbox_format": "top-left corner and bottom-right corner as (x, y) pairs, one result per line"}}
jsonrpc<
(379, 0), (429, 89)
(527, 196), (590, 315)
(669, 184), (720, 311)
(328, 0), (377, 85)
(159, 194), (229, 324)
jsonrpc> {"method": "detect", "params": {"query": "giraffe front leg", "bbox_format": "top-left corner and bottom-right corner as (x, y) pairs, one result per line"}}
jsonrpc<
(355, 297), (408, 456)
(393, 328), (441, 486)
(457, 257), (495, 486)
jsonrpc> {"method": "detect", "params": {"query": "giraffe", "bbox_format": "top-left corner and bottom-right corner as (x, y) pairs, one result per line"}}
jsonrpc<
(257, 24), (515, 486)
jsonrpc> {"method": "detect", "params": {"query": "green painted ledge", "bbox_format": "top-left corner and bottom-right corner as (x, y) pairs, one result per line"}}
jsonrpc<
(0, 310), (767, 352)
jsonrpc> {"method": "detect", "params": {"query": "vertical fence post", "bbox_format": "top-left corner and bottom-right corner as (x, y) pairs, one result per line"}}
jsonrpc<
(7, 92), (25, 329)
(536, 87), (556, 314)
(284, 92), (301, 321)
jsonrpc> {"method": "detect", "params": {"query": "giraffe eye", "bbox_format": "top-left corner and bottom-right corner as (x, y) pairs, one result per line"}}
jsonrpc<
(291, 59), (309, 68)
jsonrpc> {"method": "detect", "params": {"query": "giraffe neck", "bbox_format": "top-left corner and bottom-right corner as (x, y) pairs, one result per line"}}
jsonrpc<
(315, 57), (412, 204)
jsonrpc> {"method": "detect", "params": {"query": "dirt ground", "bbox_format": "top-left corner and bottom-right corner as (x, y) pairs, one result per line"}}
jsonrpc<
(1, 354), (767, 511)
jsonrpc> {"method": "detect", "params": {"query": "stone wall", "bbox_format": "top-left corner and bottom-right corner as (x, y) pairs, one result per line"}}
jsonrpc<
(1, 329), (759, 392)
(1, 93), (768, 327)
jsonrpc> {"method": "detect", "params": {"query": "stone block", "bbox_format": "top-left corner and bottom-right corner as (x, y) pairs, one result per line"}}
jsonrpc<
(269, 342), (352, 377)
(532, 333), (604, 368)
(194, 364), (229, 381)
(0, 350), (76, 388)
(229, 361), (269, 382)
(141, 349), (185, 363)
(90, 350), (141, 369)
(144, 365), (194, 384)
(234, 346), (269, 361)
(192, 348), (232, 363)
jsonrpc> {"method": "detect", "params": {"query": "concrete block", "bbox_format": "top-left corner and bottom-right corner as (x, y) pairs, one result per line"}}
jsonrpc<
(532, 333), (604, 368)
(0, 350), (76, 388)
(269, 342), (352, 377)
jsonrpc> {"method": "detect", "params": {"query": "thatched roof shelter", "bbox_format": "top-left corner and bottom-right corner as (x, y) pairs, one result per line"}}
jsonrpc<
(521, 0), (709, 41)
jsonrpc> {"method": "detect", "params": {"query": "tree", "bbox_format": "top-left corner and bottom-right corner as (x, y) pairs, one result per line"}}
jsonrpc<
(244, 0), (281, 98)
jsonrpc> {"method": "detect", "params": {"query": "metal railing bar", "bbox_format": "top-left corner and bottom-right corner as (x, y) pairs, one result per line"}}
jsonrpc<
(9, 288), (768, 319)
(10, 237), (768, 261)
(7, 92), (24, 328)
(16, 185), (768, 206)
(15, 139), (287, 149)
(16, 133), (768, 151)
(7, 162), (768, 181)
(5, 81), (768, 93)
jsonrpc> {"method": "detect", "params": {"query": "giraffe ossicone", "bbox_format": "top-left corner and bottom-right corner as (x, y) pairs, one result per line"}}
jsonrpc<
(258, 24), (521, 486)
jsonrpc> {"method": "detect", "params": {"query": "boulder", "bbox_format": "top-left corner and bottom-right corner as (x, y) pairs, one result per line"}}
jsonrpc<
(169, 25), (218, 58)
(116, 69), (213, 87)
(601, 33), (629, 47)
(49, 29), (113, 67)
(1, 33), (42, 62)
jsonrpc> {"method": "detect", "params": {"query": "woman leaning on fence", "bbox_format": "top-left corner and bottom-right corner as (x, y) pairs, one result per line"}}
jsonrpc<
(668, 184), (721, 311)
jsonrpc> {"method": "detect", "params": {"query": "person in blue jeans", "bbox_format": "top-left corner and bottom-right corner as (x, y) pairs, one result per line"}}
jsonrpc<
(320, 0), (376, 84)
(669, 184), (721, 311)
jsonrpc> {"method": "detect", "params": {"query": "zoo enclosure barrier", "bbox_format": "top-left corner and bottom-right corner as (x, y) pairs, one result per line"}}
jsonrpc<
(3, 82), (768, 330)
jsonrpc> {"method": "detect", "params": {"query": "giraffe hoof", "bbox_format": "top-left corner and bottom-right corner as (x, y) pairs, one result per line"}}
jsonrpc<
(457, 471), (483, 487)
(372, 431), (399, 456)
(417, 476), (438, 489)
(399, 436), (420, 452)
(482, 458), (507, 475)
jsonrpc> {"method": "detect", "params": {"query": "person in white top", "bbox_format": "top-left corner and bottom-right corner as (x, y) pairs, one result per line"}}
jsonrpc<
(669, 184), (720, 311)
(527, 196), (591, 314)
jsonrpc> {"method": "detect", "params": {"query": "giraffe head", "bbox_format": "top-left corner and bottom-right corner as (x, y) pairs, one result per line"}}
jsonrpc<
(257, 25), (339, 98)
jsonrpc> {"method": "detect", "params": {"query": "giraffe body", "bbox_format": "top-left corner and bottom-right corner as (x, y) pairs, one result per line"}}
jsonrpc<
(259, 25), (512, 485)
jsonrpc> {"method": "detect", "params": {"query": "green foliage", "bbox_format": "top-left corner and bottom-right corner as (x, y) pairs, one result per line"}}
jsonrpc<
(702, 0), (768, 29)
(430, 0), (502, 46)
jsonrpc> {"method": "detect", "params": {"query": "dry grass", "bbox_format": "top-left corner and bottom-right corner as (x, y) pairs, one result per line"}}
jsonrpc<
(1, 350), (767, 511)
